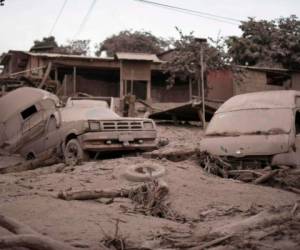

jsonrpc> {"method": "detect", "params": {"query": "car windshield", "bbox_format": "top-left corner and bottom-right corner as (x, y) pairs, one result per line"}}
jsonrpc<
(85, 107), (119, 119)
(61, 106), (119, 122)
(206, 108), (293, 136)
(68, 100), (109, 108)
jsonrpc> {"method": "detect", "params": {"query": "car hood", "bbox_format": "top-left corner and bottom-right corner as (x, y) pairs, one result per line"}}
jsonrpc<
(200, 134), (291, 157)
(60, 106), (153, 124)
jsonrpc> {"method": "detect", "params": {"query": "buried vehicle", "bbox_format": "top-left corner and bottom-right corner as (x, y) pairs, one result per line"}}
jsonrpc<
(0, 88), (157, 164)
(60, 97), (157, 165)
(0, 87), (60, 157)
(200, 90), (300, 167)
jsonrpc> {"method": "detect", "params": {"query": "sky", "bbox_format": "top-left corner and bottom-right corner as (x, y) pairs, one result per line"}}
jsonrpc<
(0, 0), (300, 55)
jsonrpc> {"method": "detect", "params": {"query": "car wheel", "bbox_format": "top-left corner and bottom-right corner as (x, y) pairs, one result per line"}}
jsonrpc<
(124, 163), (166, 182)
(64, 139), (88, 166)
(26, 152), (35, 161)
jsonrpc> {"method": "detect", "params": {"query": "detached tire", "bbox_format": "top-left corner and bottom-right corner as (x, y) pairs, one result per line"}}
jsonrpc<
(64, 139), (88, 166)
(124, 163), (166, 182)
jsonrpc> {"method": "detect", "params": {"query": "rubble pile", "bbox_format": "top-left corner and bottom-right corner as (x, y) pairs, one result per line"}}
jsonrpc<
(198, 151), (300, 193)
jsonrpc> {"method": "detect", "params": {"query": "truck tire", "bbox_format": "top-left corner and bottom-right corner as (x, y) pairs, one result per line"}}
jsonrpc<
(124, 163), (166, 182)
(64, 139), (88, 166)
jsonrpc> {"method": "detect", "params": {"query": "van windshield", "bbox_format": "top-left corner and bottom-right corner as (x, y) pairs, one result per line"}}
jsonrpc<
(206, 109), (292, 136)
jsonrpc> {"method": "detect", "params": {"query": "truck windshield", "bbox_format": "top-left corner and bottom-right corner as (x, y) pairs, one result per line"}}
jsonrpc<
(206, 108), (292, 136)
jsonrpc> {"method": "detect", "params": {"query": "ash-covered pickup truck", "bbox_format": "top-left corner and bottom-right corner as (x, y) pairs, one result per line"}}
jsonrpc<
(0, 88), (157, 165)
(60, 97), (157, 165)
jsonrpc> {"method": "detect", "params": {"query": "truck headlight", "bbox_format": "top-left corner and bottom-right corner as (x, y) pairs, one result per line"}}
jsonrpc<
(144, 122), (154, 130)
(89, 121), (100, 131)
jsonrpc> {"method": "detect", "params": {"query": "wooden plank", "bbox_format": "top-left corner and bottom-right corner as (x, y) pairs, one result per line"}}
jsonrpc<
(38, 62), (52, 89)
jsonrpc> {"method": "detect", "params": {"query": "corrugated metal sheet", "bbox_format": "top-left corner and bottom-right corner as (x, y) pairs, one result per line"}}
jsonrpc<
(149, 101), (220, 121)
(115, 52), (161, 62)
(26, 52), (114, 61)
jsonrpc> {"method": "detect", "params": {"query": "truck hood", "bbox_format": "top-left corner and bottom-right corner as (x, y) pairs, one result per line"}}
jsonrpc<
(60, 106), (154, 124)
(200, 134), (290, 157)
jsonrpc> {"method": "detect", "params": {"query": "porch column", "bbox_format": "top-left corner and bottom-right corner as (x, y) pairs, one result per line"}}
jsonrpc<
(119, 61), (124, 98)
(189, 77), (193, 101)
(146, 78), (151, 101)
(73, 66), (77, 95)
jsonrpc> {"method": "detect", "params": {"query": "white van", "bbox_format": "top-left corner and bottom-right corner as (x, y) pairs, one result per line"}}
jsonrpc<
(200, 90), (300, 166)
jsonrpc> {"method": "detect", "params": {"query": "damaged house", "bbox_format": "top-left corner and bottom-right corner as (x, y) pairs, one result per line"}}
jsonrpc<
(0, 50), (234, 102)
(233, 66), (300, 95)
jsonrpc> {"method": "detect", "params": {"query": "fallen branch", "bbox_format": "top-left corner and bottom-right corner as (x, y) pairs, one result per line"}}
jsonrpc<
(0, 214), (78, 250)
(288, 186), (300, 194)
(58, 189), (129, 201)
(189, 234), (234, 250)
(0, 150), (60, 174)
(253, 170), (279, 185)
(144, 148), (196, 162)
(58, 180), (178, 220)
(58, 180), (168, 202)
(0, 235), (76, 250)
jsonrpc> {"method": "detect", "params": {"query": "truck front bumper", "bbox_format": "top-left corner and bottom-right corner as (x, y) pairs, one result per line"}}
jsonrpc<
(78, 130), (157, 151)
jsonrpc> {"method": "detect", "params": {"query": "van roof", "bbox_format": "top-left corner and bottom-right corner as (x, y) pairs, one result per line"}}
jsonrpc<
(217, 90), (300, 113)
(0, 87), (59, 122)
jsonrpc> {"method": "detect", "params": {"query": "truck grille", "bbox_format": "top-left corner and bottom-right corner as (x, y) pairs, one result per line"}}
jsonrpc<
(101, 121), (143, 131)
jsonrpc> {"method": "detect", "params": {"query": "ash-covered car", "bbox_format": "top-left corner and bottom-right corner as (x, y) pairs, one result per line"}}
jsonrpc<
(200, 90), (300, 167)
(0, 88), (157, 164)
(60, 97), (157, 164)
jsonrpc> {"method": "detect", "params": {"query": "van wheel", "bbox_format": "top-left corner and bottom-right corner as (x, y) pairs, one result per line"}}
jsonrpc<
(64, 139), (88, 166)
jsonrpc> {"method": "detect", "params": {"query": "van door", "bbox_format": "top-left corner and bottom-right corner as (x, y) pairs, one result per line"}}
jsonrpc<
(272, 108), (300, 166)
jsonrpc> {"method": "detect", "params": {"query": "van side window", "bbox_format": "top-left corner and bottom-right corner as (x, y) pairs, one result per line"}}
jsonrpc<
(296, 111), (300, 134)
(21, 105), (37, 120)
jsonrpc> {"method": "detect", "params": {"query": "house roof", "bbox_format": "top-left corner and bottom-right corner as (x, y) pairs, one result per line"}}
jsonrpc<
(0, 50), (165, 67)
(25, 51), (114, 61)
(115, 52), (161, 62)
(237, 65), (293, 73)
(0, 50), (115, 65)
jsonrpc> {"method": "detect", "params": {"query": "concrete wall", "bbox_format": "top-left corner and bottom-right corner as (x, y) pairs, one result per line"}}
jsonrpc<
(207, 69), (233, 101)
(2, 52), (28, 75)
(233, 69), (285, 95)
(151, 81), (190, 102)
(26, 56), (45, 77)
(122, 61), (151, 81)
(76, 75), (119, 97)
(292, 73), (300, 90)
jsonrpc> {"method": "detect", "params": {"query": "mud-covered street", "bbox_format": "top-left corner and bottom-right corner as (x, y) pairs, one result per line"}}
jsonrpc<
(1, 125), (299, 250)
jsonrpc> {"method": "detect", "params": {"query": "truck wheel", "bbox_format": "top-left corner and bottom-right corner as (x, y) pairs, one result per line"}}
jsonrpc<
(124, 163), (166, 182)
(64, 139), (88, 166)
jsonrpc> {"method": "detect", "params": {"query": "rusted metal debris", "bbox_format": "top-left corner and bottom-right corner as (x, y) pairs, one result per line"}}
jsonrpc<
(149, 100), (221, 123)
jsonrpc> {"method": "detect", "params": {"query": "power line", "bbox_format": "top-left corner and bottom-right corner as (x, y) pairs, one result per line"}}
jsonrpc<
(49, 0), (68, 36)
(133, 0), (241, 25)
(73, 0), (97, 39)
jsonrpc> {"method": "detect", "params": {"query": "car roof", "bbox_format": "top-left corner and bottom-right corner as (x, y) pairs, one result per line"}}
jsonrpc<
(216, 90), (300, 113)
(0, 87), (59, 122)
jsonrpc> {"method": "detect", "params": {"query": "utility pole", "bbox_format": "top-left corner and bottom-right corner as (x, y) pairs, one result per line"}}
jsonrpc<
(195, 38), (207, 128)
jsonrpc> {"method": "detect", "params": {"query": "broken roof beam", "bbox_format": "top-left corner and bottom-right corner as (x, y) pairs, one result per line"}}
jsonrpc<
(38, 62), (52, 89)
